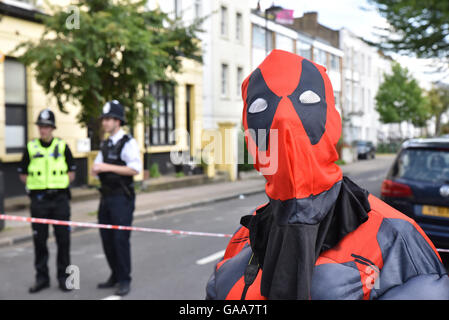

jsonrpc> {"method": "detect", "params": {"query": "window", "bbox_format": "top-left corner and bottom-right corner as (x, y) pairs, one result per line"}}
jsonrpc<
(252, 25), (272, 51)
(220, 6), (228, 37)
(4, 58), (27, 154)
(361, 87), (365, 112)
(194, 0), (202, 19)
(393, 149), (449, 183)
(334, 91), (340, 107)
(353, 52), (359, 71)
(236, 12), (243, 42)
(221, 63), (229, 97)
(276, 34), (294, 52)
(367, 56), (372, 77)
(297, 42), (311, 60)
(352, 84), (359, 112)
(236, 66), (243, 97)
(360, 53), (365, 75)
(174, 0), (182, 18)
(313, 47), (327, 67)
(330, 54), (340, 71)
(367, 89), (372, 111)
(149, 82), (175, 146)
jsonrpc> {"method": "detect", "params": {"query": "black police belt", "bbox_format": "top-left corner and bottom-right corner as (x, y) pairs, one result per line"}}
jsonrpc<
(30, 189), (68, 200)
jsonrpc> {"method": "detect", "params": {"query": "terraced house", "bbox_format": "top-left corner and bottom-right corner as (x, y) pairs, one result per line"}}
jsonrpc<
(0, 0), (204, 197)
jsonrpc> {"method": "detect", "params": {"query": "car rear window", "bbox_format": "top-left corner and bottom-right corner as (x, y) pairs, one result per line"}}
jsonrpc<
(393, 148), (449, 183)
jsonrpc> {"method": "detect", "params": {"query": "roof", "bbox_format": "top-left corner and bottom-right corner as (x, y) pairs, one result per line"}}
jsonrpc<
(402, 138), (449, 149)
(0, 1), (44, 23)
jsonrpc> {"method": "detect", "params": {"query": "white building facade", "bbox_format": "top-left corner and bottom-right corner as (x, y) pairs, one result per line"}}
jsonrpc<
(199, 1), (252, 130)
(339, 28), (393, 145)
(250, 12), (343, 119)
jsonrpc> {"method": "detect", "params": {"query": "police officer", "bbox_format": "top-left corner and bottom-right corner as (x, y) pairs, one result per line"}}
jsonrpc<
(91, 100), (141, 296)
(18, 108), (76, 293)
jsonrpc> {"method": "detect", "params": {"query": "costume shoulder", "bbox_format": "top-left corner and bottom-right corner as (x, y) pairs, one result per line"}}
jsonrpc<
(367, 195), (449, 300)
(205, 203), (267, 300)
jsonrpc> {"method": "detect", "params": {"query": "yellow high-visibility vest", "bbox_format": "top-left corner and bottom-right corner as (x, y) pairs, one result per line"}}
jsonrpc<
(26, 138), (69, 190)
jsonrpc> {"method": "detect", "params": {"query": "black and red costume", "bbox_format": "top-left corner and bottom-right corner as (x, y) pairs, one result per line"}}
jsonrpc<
(206, 50), (449, 300)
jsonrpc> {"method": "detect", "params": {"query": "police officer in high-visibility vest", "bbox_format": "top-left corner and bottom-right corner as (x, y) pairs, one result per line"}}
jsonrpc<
(18, 109), (76, 293)
(91, 100), (141, 296)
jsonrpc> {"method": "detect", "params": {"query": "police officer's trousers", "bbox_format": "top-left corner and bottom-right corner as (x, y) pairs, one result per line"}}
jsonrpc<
(98, 194), (135, 284)
(30, 192), (71, 283)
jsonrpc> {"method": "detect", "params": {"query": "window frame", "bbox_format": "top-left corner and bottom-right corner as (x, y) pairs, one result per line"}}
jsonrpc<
(221, 63), (229, 98)
(4, 57), (28, 154)
(220, 5), (228, 37)
(235, 12), (243, 42)
(149, 82), (176, 147)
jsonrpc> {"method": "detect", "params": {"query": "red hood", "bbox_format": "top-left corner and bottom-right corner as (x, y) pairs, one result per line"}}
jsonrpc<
(242, 50), (342, 201)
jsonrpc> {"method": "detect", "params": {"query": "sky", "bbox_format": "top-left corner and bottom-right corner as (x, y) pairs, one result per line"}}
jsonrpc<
(252, 0), (449, 88)
(253, 0), (388, 42)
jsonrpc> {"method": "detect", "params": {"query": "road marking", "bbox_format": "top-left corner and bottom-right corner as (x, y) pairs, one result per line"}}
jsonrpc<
(366, 176), (382, 182)
(102, 295), (122, 300)
(196, 249), (226, 265)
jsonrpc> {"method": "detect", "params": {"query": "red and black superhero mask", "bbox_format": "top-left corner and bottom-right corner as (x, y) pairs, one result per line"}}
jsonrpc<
(240, 50), (369, 299)
(242, 49), (342, 200)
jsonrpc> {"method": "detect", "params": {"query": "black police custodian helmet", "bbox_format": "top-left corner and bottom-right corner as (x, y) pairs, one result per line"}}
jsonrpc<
(101, 100), (126, 125)
(35, 109), (56, 128)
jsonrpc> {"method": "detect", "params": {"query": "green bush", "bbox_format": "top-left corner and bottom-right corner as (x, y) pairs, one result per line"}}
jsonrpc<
(149, 163), (161, 178)
(376, 142), (401, 154)
(175, 171), (185, 178)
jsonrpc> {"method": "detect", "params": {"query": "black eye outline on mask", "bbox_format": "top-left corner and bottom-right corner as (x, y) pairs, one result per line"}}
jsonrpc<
(246, 68), (281, 151)
(287, 59), (327, 145)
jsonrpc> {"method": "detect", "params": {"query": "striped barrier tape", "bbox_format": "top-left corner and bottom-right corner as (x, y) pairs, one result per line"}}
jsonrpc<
(0, 214), (233, 238)
(2, 214), (448, 253)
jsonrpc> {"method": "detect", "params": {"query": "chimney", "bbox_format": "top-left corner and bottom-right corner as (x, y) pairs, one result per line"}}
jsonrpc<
(303, 11), (318, 27)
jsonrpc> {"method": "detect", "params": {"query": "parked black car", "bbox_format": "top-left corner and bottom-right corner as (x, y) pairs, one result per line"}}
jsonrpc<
(355, 140), (376, 159)
(381, 138), (449, 247)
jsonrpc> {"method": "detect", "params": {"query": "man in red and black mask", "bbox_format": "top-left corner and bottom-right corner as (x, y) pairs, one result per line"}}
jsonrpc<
(206, 50), (449, 300)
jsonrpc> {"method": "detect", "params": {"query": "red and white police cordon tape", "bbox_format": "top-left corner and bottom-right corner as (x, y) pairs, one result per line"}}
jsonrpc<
(0, 214), (233, 238)
(2, 213), (449, 253)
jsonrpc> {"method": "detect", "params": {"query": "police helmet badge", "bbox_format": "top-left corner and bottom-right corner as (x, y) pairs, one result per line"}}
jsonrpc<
(41, 109), (50, 120)
(103, 102), (111, 115)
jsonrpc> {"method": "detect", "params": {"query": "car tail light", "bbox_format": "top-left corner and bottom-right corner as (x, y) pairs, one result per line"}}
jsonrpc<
(381, 179), (413, 198)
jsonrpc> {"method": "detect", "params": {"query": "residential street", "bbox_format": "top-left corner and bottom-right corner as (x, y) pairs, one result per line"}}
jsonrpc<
(0, 154), (447, 299)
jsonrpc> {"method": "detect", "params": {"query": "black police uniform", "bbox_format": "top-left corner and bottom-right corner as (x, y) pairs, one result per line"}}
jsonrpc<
(96, 100), (138, 296)
(18, 109), (76, 293)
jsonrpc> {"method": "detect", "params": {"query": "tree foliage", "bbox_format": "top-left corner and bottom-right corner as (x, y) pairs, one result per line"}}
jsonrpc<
(15, 0), (203, 134)
(427, 83), (449, 136)
(375, 63), (429, 128)
(368, 0), (449, 60)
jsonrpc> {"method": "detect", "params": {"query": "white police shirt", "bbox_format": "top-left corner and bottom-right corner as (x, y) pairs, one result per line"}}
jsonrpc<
(94, 129), (142, 173)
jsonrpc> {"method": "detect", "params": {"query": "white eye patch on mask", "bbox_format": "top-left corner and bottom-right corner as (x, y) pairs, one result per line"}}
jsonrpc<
(248, 90), (321, 114)
(248, 98), (268, 113)
(299, 90), (321, 104)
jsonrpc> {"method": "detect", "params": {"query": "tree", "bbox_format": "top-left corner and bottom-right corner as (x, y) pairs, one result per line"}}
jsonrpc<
(375, 63), (429, 136)
(15, 0), (203, 147)
(368, 0), (449, 58)
(368, 0), (449, 73)
(427, 83), (449, 136)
